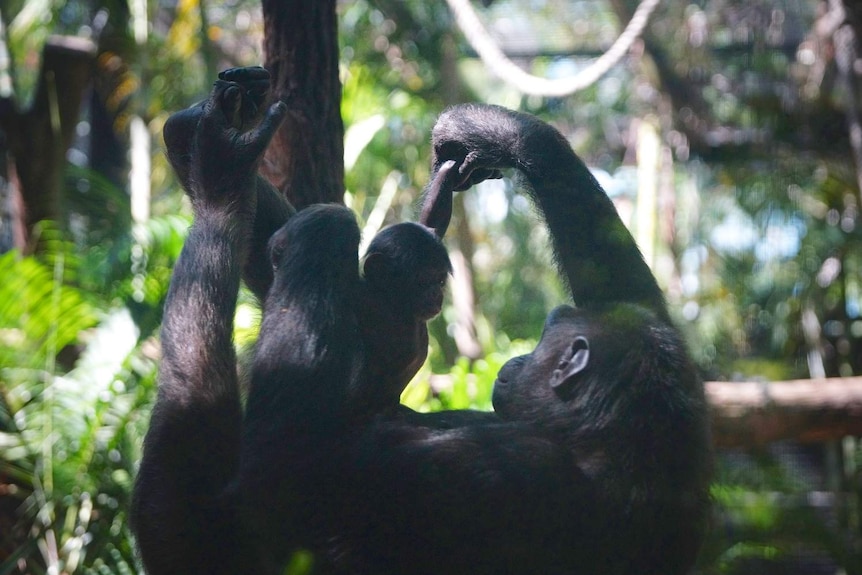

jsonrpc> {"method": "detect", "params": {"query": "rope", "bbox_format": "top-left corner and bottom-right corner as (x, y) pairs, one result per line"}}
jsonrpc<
(444, 0), (661, 97)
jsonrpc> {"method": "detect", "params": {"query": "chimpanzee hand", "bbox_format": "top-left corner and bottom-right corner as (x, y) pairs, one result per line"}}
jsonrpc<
(452, 155), (504, 192)
(188, 77), (287, 212)
(162, 67), (295, 300)
(435, 153), (504, 193)
(163, 67), (285, 203)
(216, 67), (272, 131)
(430, 105), (513, 191)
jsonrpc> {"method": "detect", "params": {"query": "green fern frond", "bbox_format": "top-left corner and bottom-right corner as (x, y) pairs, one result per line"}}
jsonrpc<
(0, 251), (98, 370)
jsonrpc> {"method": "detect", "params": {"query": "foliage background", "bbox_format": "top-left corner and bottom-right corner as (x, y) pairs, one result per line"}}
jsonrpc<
(2, 0), (862, 573)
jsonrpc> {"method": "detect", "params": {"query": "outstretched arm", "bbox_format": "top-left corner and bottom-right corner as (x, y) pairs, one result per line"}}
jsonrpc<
(430, 104), (669, 322)
(132, 79), (286, 575)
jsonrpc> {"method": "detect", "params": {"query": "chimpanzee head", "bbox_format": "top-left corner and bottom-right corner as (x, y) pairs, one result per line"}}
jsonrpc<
(363, 223), (452, 319)
(492, 304), (695, 432)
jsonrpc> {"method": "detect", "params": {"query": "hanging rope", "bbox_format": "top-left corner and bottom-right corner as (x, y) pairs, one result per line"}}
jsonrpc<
(444, 0), (661, 97)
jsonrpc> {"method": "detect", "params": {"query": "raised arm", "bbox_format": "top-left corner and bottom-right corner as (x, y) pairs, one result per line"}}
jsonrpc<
(430, 103), (668, 322)
(132, 79), (286, 575)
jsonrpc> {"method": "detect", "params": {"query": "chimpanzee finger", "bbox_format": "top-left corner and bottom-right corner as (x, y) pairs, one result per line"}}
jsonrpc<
(218, 66), (270, 83)
(242, 79), (272, 107)
(199, 79), (236, 133)
(452, 149), (506, 191)
(222, 85), (243, 125)
(207, 78), (267, 131)
(219, 68), (272, 113)
(241, 78), (271, 91)
(240, 101), (288, 157)
(458, 168), (503, 190)
(435, 159), (462, 188)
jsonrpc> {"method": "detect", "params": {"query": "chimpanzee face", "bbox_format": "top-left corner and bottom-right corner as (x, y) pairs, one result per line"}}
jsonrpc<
(493, 306), (593, 420)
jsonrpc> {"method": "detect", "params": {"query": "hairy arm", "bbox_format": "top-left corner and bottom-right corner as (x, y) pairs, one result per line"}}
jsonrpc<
(431, 104), (668, 322)
(132, 80), (286, 575)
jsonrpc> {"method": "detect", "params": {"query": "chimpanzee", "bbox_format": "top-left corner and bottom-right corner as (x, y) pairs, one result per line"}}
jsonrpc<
(133, 71), (711, 575)
(238, 202), (367, 572)
(132, 68), (475, 574)
(309, 105), (712, 575)
(428, 104), (671, 323)
(356, 159), (461, 413)
(242, 103), (710, 574)
(426, 106), (711, 574)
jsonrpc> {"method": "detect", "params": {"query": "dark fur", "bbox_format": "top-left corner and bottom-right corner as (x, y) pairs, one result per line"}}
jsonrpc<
(239, 204), (365, 570)
(422, 103), (711, 573)
(161, 67), (296, 299)
(131, 75), (287, 574)
(298, 104), (712, 574)
(163, 68), (459, 414)
(430, 103), (670, 323)
(236, 105), (711, 575)
(357, 223), (450, 412)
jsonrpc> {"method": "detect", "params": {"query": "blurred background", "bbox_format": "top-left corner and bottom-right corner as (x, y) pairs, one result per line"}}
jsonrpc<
(1, 0), (862, 572)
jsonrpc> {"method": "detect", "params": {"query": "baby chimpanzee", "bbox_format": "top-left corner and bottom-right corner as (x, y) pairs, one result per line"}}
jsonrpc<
(355, 159), (461, 412)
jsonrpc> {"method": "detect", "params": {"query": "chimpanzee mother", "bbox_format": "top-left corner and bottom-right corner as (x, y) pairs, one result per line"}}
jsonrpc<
(132, 70), (711, 575)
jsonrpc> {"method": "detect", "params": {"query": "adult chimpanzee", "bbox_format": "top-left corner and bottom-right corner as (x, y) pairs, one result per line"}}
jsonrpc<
(307, 105), (712, 575)
(132, 68), (475, 574)
(133, 69), (711, 575)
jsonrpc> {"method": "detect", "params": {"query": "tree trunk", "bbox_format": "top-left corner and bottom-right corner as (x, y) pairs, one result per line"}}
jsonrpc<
(261, 0), (344, 208)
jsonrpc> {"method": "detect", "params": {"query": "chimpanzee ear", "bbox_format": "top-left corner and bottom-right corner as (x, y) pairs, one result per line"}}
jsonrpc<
(549, 336), (590, 390)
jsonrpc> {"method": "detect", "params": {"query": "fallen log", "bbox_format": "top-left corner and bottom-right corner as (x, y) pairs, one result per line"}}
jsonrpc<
(706, 378), (862, 448)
